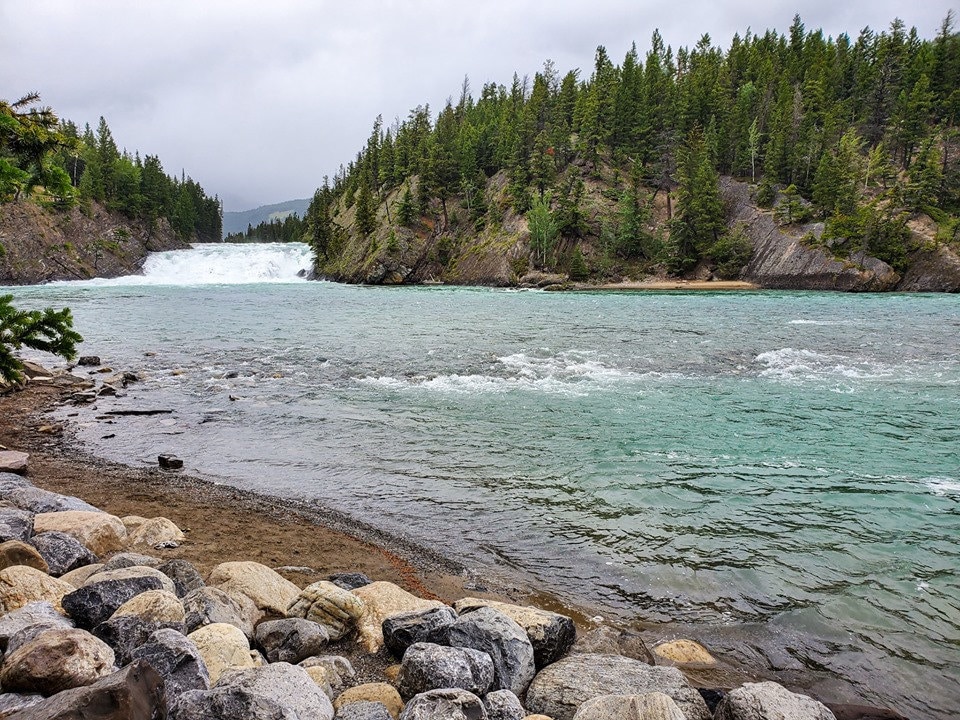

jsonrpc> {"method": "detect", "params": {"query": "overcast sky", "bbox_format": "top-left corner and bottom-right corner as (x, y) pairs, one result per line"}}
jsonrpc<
(2, 1), (955, 211)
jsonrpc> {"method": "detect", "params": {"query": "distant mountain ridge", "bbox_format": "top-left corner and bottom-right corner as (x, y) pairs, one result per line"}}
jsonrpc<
(222, 198), (311, 238)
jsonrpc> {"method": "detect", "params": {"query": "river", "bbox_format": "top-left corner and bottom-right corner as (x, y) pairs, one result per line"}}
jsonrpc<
(8, 242), (960, 718)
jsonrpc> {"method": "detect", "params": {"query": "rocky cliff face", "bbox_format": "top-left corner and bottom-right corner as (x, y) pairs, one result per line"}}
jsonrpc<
(897, 244), (960, 292)
(722, 178), (902, 291)
(0, 201), (189, 285)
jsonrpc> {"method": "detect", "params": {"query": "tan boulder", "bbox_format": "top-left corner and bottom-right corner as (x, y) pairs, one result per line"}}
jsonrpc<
(287, 580), (365, 640)
(572, 692), (685, 720)
(653, 639), (716, 666)
(128, 517), (185, 548)
(207, 561), (300, 617)
(59, 563), (104, 588)
(334, 682), (404, 720)
(187, 622), (257, 684)
(111, 589), (185, 624)
(304, 665), (335, 699)
(352, 581), (444, 653)
(524, 716), (555, 720)
(0, 565), (74, 613)
(0, 628), (115, 695)
(33, 511), (127, 556)
(120, 515), (149, 535)
(0, 540), (49, 573)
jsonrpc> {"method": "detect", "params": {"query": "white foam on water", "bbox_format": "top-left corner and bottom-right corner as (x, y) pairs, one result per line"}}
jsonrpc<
(788, 319), (855, 326)
(356, 350), (658, 396)
(51, 242), (313, 286)
(755, 347), (894, 382)
(924, 477), (960, 496)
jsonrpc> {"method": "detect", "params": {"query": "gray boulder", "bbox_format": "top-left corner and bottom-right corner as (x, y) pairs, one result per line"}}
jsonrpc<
(525, 654), (710, 720)
(255, 617), (330, 664)
(714, 681), (836, 720)
(300, 655), (355, 692)
(383, 606), (458, 659)
(399, 688), (488, 720)
(130, 628), (211, 709)
(5, 487), (98, 514)
(98, 552), (160, 573)
(62, 574), (165, 629)
(482, 690), (524, 720)
(0, 471), (33, 494)
(94, 614), (185, 665)
(0, 507), (34, 543)
(0, 601), (74, 651)
(183, 586), (257, 638)
(329, 572), (371, 590)
(447, 606), (535, 696)
(335, 701), (394, 720)
(398, 642), (494, 699)
(4, 660), (165, 720)
(572, 692), (686, 720)
(158, 559), (205, 597)
(169, 662), (334, 720)
(454, 598), (576, 668)
(29, 531), (98, 577)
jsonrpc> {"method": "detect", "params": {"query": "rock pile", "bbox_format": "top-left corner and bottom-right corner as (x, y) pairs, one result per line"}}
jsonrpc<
(0, 471), (843, 719)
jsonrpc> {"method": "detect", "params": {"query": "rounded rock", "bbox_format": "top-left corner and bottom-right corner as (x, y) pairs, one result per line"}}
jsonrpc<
(0, 565), (74, 613)
(652, 639), (716, 666)
(335, 683), (404, 720)
(288, 580), (365, 641)
(571, 692), (686, 720)
(111, 588), (186, 624)
(0, 539), (49, 573)
(0, 628), (115, 695)
(187, 622), (257, 684)
(29, 531), (98, 577)
(254, 617), (330, 664)
(32, 510), (127, 556)
(398, 642), (495, 699)
(207, 560), (300, 617)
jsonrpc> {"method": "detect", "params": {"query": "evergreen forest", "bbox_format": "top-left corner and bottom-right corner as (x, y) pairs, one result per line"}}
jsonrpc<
(1, 93), (222, 242)
(304, 13), (960, 281)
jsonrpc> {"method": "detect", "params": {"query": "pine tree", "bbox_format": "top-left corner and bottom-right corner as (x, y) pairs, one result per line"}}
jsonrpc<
(670, 126), (724, 270)
(396, 183), (416, 226)
(354, 167), (377, 236)
(0, 295), (82, 384)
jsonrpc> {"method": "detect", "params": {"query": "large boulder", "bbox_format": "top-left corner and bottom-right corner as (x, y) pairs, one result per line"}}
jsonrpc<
(7, 489), (99, 515)
(0, 539), (49, 573)
(0, 471), (32, 493)
(524, 654), (710, 720)
(169, 662), (334, 720)
(59, 563), (104, 588)
(0, 565), (74, 613)
(207, 561), (300, 617)
(0, 451), (28, 474)
(399, 688), (488, 720)
(84, 566), (177, 594)
(158, 559), (205, 597)
(482, 690), (525, 720)
(0, 628), (115, 695)
(398, 642), (494, 699)
(352, 582), (445, 653)
(93, 614), (184, 666)
(111, 589), (185, 625)
(0, 601), (74, 651)
(61, 572), (167, 629)
(714, 681), (836, 720)
(0, 507), (34, 543)
(454, 598), (576, 669)
(572, 692), (686, 720)
(32, 511), (127, 557)
(4, 660), (165, 720)
(447, 606), (536, 696)
(571, 626), (653, 663)
(0, 692), (45, 716)
(29, 531), (98, 577)
(336, 702), (394, 720)
(98, 552), (160, 573)
(128, 517), (185, 549)
(130, 628), (211, 710)
(254, 617), (330, 664)
(187, 622), (258, 684)
(334, 683), (403, 720)
(287, 580), (365, 641)
(382, 606), (458, 660)
(183, 586), (258, 638)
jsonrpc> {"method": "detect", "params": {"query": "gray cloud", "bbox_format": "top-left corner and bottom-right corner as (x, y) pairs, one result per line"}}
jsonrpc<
(2, 0), (954, 210)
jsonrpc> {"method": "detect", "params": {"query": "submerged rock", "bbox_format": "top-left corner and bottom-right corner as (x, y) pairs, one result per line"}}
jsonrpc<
(652, 639), (717, 667)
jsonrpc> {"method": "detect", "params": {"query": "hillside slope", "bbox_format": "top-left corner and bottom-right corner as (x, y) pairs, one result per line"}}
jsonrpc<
(0, 200), (189, 285)
(222, 198), (311, 238)
(316, 168), (960, 292)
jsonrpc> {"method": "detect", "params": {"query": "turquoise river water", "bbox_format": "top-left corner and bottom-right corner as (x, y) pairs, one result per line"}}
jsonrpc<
(7, 243), (959, 717)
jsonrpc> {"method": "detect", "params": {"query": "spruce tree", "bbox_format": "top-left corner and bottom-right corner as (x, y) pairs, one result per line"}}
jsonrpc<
(670, 126), (724, 270)
(0, 295), (82, 384)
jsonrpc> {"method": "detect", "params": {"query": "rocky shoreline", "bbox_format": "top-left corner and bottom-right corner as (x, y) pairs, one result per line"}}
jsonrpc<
(0, 368), (907, 719)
